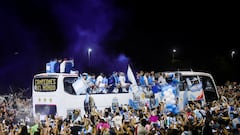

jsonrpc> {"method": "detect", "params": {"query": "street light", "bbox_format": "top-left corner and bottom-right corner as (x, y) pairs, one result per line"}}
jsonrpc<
(88, 48), (92, 71)
(231, 50), (235, 59)
(172, 49), (176, 62)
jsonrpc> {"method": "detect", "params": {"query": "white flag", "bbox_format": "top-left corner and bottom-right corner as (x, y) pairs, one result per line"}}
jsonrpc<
(127, 65), (137, 85)
(72, 78), (88, 95)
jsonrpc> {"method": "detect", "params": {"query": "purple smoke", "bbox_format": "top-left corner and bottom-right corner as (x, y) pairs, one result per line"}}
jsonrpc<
(0, 0), (132, 92)
(50, 0), (131, 74)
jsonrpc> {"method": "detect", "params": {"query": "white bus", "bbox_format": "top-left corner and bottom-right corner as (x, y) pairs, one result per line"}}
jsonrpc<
(32, 73), (133, 119)
(32, 71), (219, 118)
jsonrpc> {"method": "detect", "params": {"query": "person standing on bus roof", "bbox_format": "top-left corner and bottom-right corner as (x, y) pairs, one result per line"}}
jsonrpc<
(60, 58), (67, 73)
(96, 73), (107, 93)
(46, 60), (51, 73)
(54, 58), (62, 73)
(46, 58), (57, 73)
(65, 58), (74, 73)
(87, 73), (97, 93)
(108, 71), (120, 93)
(158, 73), (167, 86)
(138, 71), (147, 92)
(119, 72), (130, 93)
(102, 75), (109, 93)
(60, 58), (74, 73)
(148, 71), (155, 86)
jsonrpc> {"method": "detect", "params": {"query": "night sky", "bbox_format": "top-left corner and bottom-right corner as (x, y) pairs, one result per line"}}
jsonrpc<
(0, 0), (239, 94)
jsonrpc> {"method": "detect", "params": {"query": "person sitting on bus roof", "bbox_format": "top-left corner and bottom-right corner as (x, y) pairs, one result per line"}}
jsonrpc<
(158, 73), (167, 86)
(108, 71), (120, 93)
(82, 73), (95, 93)
(96, 73), (108, 93)
(102, 75), (109, 93)
(87, 73), (97, 93)
(82, 73), (88, 80)
(143, 72), (149, 87)
(148, 71), (155, 87)
(138, 70), (146, 87)
(95, 73), (102, 93)
(165, 73), (175, 84)
(119, 72), (130, 93)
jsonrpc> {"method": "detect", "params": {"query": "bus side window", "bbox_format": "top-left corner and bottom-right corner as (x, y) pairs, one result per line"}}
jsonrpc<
(65, 85), (76, 95)
(178, 81), (185, 91)
(64, 78), (77, 95)
(183, 81), (188, 91)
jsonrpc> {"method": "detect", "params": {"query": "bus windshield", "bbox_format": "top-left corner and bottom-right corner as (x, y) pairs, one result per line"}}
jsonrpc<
(180, 75), (218, 103)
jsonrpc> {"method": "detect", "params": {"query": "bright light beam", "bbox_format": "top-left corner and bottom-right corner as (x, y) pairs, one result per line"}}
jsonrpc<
(88, 48), (92, 71)
(231, 50), (235, 58)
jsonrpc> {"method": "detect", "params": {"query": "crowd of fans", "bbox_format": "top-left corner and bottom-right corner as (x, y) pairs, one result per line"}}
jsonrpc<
(1, 71), (240, 135)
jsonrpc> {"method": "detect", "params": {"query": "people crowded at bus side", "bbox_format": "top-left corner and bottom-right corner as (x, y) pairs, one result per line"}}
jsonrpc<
(0, 80), (240, 134)
(71, 70), (171, 95)
(45, 58), (174, 95)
